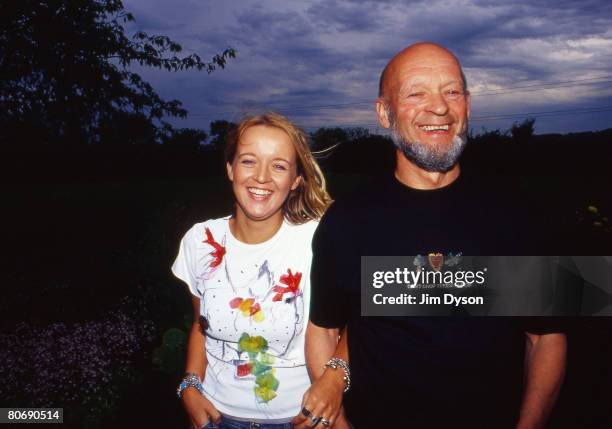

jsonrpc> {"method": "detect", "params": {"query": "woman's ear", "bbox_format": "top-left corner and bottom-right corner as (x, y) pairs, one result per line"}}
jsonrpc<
(226, 161), (234, 182)
(291, 174), (302, 191)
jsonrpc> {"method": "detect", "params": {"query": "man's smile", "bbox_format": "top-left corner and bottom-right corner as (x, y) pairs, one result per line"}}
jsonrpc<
(419, 124), (450, 132)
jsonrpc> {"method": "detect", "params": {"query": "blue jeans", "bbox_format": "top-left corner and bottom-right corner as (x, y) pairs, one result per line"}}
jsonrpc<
(200, 416), (293, 429)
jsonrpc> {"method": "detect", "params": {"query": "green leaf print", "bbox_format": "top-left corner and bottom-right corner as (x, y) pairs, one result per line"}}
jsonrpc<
(237, 333), (279, 403)
(238, 333), (268, 353)
(258, 352), (275, 365)
(254, 371), (280, 403)
(251, 361), (271, 376)
(256, 371), (280, 391)
(254, 385), (278, 402)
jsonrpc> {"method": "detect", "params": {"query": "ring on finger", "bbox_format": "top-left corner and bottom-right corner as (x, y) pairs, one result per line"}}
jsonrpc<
(320, 418), (331, 427)
(301, 407), (312, 418)
(308, 416), (321, 427)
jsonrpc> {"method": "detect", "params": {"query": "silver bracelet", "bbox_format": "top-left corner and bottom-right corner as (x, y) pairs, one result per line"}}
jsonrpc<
(324, 357), (351, 393)
(176, 372), (205, 398)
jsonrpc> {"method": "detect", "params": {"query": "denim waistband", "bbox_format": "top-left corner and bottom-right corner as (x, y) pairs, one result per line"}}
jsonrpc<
(220, 412), (293, 424)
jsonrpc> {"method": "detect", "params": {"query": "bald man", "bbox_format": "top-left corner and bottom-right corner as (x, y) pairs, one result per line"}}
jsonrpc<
(301, 43), (566, 429)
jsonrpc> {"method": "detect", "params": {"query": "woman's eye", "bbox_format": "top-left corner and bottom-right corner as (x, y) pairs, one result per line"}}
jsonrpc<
(273, 164), (287, 171)
(241, 159), (255, 165)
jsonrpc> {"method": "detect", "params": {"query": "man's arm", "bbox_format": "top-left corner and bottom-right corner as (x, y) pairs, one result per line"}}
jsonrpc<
(292, 322), (349, 429)
(306, 322), (348, 379)
(516, 332), (567, 429)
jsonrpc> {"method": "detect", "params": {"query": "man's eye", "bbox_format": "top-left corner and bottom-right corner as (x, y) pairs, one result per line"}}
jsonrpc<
(408, 92), (424, 98)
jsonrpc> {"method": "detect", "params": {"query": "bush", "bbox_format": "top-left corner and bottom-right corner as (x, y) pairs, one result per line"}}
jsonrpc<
(0, 308), (155, 427)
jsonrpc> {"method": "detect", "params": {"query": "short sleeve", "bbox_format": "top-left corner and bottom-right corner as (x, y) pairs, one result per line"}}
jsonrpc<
(309, 204), (349, 328)
(171, 226), (201, 298)
(520, 317), (567, 335)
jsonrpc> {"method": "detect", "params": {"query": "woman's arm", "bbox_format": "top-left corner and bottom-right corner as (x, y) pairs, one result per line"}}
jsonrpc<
(181, 296), (221, 429)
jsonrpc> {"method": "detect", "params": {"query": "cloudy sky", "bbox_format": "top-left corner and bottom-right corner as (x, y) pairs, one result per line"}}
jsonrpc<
(123, 0), (612, 135)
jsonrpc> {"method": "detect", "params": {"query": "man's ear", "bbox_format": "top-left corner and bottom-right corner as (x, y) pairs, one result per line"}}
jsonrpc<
(291, 174), (302, 191)
(376, 98), (391, 129)
(226, 161), (234, 182)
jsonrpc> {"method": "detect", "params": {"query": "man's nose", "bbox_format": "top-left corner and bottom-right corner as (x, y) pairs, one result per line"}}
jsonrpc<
(426, 92), (449, 116)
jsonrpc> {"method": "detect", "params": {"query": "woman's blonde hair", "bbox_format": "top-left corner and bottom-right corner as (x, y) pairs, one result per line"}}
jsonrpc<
(225, 112), (332, 224)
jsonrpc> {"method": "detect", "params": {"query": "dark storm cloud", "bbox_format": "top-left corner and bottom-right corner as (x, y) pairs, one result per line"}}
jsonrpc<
(235, 7), (313, 43)
(306, 0), (390, 32)
(123, 0), (612, 134)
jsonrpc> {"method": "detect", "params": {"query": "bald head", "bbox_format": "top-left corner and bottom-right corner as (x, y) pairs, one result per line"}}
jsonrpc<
(378, 42), (467, 99)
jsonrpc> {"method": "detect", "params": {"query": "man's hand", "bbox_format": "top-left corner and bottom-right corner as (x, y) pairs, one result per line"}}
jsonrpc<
(331, 408), (351, 429)
(292, 366), (345, 429)
(292, 404), (351, 429)
(181, 387), (221, 429)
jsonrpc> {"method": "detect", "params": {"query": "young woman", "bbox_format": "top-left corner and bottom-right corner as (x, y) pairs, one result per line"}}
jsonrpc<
(172, 112), (332, 429)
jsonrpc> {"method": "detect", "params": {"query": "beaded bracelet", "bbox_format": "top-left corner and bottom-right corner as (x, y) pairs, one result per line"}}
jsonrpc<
(324, 357), (351, 393)
(176, 372), (205, 398)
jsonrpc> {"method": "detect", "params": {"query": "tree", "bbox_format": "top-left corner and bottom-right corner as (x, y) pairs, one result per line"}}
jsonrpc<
(209, 120), (236, 147)
(345, 127), (370, 142)
(0, 0), (236, 147)
(510, 117), (536, 143)
(310, 127), (349, 151)
(469, 127), (511, 145)
(162, 128), (208, 152)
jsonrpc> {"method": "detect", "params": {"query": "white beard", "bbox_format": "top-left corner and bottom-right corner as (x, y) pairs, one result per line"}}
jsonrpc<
(390, 116), (468, 173)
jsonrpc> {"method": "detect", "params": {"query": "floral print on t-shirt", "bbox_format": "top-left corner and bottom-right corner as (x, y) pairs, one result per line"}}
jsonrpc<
(199, 227), (303, 403)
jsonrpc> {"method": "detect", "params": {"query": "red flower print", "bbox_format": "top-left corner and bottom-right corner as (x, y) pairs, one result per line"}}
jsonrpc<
(272, 269), (302, 302)
(229, 297), (243, 309)
(237, 362), (253, 377)
(250, 302), (261, 316)
(203, 227), (226, 268)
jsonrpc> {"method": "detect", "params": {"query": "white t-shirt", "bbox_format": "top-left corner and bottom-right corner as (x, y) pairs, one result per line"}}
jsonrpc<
(172, 216), (318, 420)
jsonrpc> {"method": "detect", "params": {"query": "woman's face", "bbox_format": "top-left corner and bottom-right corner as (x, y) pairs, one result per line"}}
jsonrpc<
(227, 125), (301, 224)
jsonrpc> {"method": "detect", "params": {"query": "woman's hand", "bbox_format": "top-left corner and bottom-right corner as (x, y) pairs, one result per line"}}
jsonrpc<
(181, 387), (221, 429)
(292, 367), (345, 429)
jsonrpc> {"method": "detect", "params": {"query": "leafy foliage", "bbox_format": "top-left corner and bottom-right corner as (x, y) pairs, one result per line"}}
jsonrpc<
(152, 327), (188, 375)
(510, 117), (536, 142)
(0, 308), (154, 427)
(162, 128), (208, 151)
(0, 0), (236, 147)
(209, 120), (236, 147)
(310, 127), (350, 150)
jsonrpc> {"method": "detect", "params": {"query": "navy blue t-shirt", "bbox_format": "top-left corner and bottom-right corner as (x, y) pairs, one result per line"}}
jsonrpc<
(309, 172), (561, 428)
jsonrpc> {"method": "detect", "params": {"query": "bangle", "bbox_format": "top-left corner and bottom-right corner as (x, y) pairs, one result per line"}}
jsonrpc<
(324, 357), (351, 393)
(176, 372), (205, 398)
